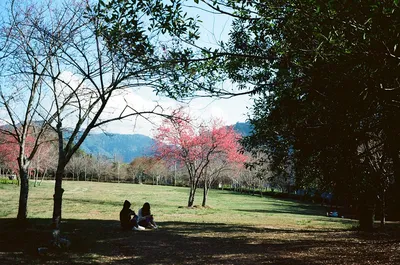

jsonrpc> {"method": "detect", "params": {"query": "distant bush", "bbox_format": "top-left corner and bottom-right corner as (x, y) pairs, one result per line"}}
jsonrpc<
(0, 178), (18, 185)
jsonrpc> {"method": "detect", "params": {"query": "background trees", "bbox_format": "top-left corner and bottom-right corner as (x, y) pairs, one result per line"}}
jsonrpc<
(129, 156), (169, 185)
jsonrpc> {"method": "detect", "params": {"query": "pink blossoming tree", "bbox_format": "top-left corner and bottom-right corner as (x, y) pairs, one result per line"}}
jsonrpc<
(154, 108), (246, 207)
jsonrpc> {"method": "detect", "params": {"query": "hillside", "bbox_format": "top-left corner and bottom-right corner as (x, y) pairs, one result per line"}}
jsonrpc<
(79, 133), (155, 163)
(233, 122), (253, 136)
(79, 122), (252, 163)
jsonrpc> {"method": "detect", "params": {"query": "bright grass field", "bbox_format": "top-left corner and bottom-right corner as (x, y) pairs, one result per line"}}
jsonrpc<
(0, 180), (354, 230)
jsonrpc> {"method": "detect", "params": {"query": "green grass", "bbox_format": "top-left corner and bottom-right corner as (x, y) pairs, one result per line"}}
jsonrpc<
(3, 181), (399, 264)
(0, 180), (354, 230)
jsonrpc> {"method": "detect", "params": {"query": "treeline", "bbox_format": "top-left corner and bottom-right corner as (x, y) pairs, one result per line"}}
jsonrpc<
(1, 142), (295, 199)
(1, 151), (293, 193)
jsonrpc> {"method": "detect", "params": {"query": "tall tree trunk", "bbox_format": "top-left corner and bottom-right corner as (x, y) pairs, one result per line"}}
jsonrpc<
(359, 204), (374, 231)
(188, 177), (197, 207)
(39, 168), (47, 186)
(188, 186), (195, 207)
(17, 166), (29, 224)
(52, 166), (65, 229)
(386, 128), (400, 219)
(359, 192), (375, 231)
(34, 169), (38, 187)
(380, 191), (386, 228)
(202, 181), (210, 207)
(391, 148), (400, 219)
(174, 162), (177, 186)
(53, 122), (66, 230)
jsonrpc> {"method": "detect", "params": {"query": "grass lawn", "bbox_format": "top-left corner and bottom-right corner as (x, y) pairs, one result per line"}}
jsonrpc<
(0, 181), (399, 264)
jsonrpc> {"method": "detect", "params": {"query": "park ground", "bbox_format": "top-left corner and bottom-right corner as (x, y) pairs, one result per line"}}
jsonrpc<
(1, 181), (400, 264)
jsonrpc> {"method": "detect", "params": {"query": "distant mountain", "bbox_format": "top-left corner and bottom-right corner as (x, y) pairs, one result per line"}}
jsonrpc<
(79, 133), (155, 163)
(78, 122), (252, 163)
(233, 122), (253, 136)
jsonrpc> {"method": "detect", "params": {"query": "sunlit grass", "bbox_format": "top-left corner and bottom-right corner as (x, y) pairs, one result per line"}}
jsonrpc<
(0, 180), (356, 231)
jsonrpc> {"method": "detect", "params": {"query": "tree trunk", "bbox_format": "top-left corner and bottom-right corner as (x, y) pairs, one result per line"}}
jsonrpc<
(34, 169), (38, 187)
(39, 168), (47, 186)
(202, 182), (210, 207)
(52, 167), (65, 229)
(17, 166), (29, 224)
(188, 184), (196, 207)
(174, 162), (177, 186)
(359, 205), (374, 231)
(53, 121), (66, 230)
(359, 198), (375, 232)
(380, 194), (386, 228)
(387, 129), (400, 219)
(392, 150), (400, 219)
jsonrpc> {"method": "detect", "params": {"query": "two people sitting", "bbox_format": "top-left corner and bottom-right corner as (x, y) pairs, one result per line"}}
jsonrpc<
(120, 200), (157, 231)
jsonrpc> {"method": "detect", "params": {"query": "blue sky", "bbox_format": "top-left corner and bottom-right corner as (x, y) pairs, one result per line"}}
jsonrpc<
(0, 0), (253, 137)
(95, 1), (253, 136)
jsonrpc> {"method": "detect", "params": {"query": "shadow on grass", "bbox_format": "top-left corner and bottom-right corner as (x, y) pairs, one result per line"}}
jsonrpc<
(235, 205), (325, 217)
(1, 218), (400, 265)
(40, 197), (123, 208)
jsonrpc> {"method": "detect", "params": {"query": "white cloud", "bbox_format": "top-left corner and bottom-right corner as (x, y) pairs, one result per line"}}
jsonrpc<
(43, 73), (250, 137)
(94, 87), (251, 136)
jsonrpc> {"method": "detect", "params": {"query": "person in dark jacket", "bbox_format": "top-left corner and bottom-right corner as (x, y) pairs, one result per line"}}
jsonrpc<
(120, 200), (144, 231)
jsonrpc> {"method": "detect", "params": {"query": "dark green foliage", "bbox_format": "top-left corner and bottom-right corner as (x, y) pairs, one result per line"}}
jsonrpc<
(218, 1), (400, 227)
(94, 0), (216, 99)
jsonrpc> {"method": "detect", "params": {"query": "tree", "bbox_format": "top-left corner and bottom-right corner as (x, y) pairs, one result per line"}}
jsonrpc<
(0, 0), (64, 223)
(122, 0), (400, 229)
(200, 124), (246, 206)
(130, 157), (149, 184)
(154, 108), (245, 206)
(0, 0), (206, 230)
(209, 0), (400, 230)
(128, 156), (169, 185)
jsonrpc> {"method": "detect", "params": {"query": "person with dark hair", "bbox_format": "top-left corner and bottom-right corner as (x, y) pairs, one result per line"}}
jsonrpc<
(120, 200), (145, 231)
(138, 202), (158, 229)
